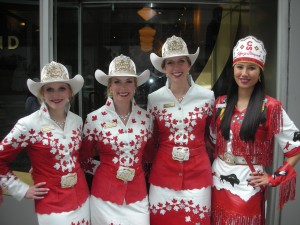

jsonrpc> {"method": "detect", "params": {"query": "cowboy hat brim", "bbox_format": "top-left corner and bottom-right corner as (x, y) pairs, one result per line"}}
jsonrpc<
(27, 74), (84, 97)
(95, 69), (150, 87)
(150, 47), (200, 73)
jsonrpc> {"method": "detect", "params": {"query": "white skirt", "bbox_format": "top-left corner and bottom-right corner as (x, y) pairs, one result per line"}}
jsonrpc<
(90, 195), (150, 225)
(37, 198), (90, 225)
(149, 184), (211, 224)
(212, 157), (264, 201)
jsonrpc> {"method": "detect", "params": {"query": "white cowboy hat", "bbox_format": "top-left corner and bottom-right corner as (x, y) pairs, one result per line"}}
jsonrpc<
(150, 35), (199, 73)
(95, 54), (150, 87)
(27, 61), (84, 97)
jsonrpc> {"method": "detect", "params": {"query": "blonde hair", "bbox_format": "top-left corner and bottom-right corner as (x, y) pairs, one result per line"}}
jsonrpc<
(38, 83), (74, 103)
(106, 77), (137, 98)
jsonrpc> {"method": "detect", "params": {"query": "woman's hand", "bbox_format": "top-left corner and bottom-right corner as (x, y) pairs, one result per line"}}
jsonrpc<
(247, 170), (269, 187)
(25, 182), (49, 200)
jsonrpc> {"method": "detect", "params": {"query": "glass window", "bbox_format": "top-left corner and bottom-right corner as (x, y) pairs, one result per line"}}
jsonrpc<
(55, 2), (239, 119)
(56, 6), (80, 113)
(0, 1), (39, 172)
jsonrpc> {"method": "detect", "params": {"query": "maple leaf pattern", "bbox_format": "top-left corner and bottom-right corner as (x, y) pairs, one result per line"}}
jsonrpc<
(83, 106), (151, 168)
(1, 124), (82, 173)
(0, 172), (16, 190)
(283, 141), (292, 150)
(153, 104), (213, 146)
(150, 198), (210, 224)
(71, 218), (89, 225)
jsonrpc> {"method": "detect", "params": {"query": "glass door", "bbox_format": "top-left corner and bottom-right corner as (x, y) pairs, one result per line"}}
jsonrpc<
(55, 1), (242, 119)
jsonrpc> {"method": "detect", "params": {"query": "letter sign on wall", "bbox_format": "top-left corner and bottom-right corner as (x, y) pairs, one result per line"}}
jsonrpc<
(0, 36), (19, 49)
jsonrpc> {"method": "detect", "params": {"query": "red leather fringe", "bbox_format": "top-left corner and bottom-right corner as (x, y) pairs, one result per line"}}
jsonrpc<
(212, 210), (263, 225)
(279, 169), (296, 208)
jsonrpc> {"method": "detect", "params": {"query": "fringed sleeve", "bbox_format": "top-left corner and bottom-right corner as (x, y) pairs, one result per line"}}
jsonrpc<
(268, 98), (283, 137)
(278, 169), (296, 209)
(268, 161), (297, 208)
(269, 97), (300, 208)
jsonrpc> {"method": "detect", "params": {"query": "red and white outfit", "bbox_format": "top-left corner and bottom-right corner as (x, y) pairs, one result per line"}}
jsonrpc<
(82, 98), (151, 225)
(210, 95), (300, 225)
(147, 79), (215, 225)
(0, 103), (90, 225)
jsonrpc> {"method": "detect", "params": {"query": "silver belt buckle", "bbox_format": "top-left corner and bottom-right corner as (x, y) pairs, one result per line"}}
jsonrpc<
(172, 147), (190, 161)
(116, 166), (135, 182)
(223, 152), (236, 165)
(61, 173), (77, 188)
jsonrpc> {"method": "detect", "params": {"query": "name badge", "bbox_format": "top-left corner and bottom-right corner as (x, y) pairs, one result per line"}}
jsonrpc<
(41, 124), (55, 132)
(216, 103), (226, 108)
(163, 102), (175, 108)
(104, 122), (117, 129)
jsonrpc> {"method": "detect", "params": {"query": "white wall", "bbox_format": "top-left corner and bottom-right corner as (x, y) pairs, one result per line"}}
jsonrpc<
(280, 0), (300, 224)
(0, 195), (38, 225)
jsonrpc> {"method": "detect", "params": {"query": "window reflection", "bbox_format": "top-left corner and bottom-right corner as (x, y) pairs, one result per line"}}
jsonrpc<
(78, 3), (225, 118)
(0, 2), (39, 173)
(0, 2), (40, 139)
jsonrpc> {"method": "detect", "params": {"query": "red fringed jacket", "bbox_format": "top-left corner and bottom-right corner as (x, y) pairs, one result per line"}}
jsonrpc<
(211, 95), (300, 208)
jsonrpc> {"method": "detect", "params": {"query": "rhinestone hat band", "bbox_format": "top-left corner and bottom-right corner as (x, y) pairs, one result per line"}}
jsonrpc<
(41, 61), (69, 82)
(109, 54), (136, 75)
(149, 35), (199, 73)
(162, 35), (189, 58)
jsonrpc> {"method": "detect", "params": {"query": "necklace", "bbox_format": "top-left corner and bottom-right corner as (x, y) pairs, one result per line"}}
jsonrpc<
(118, 112), (131, 121)
(177, 95), (185, 103)
(53, 119), (66, 129)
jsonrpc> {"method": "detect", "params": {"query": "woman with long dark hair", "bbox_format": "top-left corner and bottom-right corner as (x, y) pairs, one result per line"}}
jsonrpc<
(210, 36), (300, 225)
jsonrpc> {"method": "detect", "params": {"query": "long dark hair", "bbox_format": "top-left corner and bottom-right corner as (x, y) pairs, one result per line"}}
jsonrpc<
(220, 68), (266, 141)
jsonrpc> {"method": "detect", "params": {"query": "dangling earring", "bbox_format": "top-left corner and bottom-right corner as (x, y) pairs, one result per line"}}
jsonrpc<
(108, 89), (113, 98)
(187, 74), (192, 86)
(131, 89), (136, 101)
(168, 79), (172, 88)
(258, 76), (261, 83)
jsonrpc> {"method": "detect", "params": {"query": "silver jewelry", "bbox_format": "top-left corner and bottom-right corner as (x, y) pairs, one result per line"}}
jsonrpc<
(187, 74), (192, 86)
(53, 119), (65, 129)
(177, 95), (185, 103)
(118, 112), (130, 121)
